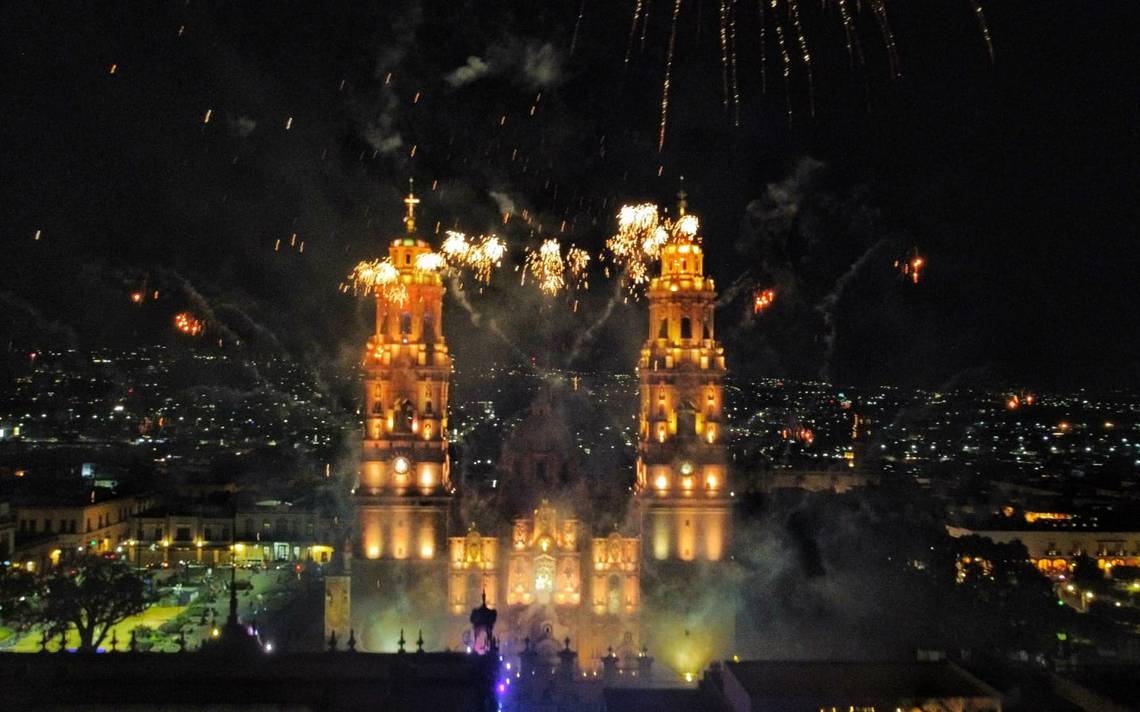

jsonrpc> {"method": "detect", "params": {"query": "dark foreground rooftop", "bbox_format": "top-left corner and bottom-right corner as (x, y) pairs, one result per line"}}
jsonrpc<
(719, 660), (1002, 712)
(0, 650), (496, 712)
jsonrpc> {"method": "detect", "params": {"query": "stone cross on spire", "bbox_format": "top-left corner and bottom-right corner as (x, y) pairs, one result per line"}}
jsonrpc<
(403, 178), (420, 233)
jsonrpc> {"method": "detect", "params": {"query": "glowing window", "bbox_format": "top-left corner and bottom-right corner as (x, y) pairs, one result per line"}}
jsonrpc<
(607, 575), (622, 615)
(535, 556), (555, 604)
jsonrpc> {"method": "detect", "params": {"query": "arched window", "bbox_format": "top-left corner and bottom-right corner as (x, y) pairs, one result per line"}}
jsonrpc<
(394, 400), (415, 432)
(657, 318), (668, 339)
(400, 312), (413, 335)
(680, 317), (692, 339)
(423, 313), (435, 343)
(677, 401), (697, 440)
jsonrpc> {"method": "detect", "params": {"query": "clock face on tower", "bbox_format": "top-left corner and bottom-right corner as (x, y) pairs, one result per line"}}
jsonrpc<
(393, 456), (411, 475)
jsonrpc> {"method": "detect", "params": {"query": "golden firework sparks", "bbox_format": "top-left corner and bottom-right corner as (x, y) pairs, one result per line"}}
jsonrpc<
(566, 246), (591, 290)
(633, 0), (991, 145)
(607, 203), (701, 294)
(441, 231), (506, 284)
(349, 258), (406, 304)
(523, 239), (567, 296)
(414, 251), (446, 272)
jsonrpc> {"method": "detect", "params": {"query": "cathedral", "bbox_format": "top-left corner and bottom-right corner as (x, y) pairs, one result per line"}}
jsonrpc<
(325, 188), (735, 677)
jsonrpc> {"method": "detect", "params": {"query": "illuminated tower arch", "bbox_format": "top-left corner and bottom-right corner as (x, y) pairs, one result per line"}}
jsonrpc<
(635, 195), (731, 563)
(358, 186), (452, 502)
(634, 193), (735, 677)
(341, 183), (455, 652)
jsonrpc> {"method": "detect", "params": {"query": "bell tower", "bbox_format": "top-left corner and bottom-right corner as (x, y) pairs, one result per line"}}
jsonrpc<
(635, 193), (730, 562)
(634, 193), (734, 677)
(344, 181), (455, 651)
(358, 182), (452, 504)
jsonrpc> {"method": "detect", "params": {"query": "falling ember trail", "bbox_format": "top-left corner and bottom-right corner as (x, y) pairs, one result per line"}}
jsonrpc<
(788, 0), (814, 116)
(625, 0), (645, 65)
(969, 0), (995, 61)
(893, 247), (925, 284)
(569, 0), (587, 56)
(658, 0), (684, 152)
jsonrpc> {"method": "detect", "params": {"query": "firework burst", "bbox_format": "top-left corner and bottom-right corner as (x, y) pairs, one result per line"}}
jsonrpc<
(752, 288), (776, 314)
(566, 246), (591, 291)
(348, 258), (407, 304)
(524, 239), (566, 296)
(522, 238), (591, 297)
(441, 231), (507, 284)
(893, 247), (925, 285)
(174, 311), (204, 336)
(606, 202), (701, 294)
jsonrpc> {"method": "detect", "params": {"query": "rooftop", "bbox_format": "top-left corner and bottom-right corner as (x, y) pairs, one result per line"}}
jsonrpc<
(724, 660), (998, 706)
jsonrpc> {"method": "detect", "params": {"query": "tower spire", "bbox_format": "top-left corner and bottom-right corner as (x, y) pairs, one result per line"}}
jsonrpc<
(403, 177), (420, 233)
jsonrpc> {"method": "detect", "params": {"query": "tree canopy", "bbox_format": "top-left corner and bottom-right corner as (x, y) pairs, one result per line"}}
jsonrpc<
(0, 555), (147, 652)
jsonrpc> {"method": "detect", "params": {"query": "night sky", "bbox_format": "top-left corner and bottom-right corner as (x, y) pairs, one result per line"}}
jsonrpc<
(2, 1), (1137, 390)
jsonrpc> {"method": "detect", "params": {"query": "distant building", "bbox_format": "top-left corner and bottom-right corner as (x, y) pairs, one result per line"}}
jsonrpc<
(0, 500), (14, 560)
(131, 501), (337, 568)
(11, 491), (153, 571)
(948, 512), (1140, 577)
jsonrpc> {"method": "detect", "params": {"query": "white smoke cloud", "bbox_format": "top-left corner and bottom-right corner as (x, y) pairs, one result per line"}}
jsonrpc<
(362, 123), (403, 155)
(227, 115), (257, 138)
(444, 39), (563, 90)
(488, 190), (517, 217)
(521, 42), (561, 88)
(444, 56), (491, 87)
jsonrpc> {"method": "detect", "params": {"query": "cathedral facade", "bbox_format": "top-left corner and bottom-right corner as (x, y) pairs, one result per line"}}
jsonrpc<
(326, 190), (734, 675)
